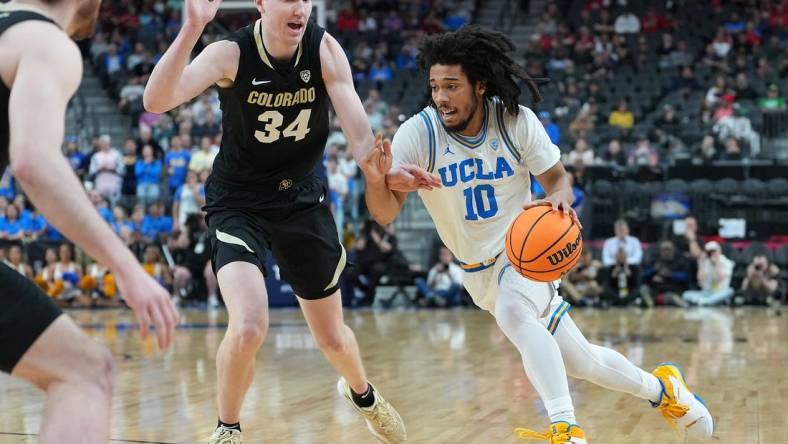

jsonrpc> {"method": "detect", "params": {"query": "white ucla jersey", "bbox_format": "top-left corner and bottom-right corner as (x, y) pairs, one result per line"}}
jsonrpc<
(392, 97), (560, 266)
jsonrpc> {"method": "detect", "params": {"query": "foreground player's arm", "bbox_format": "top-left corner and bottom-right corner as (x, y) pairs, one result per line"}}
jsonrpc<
(9, 26), (177, 349)
(143, 0), (237, 113)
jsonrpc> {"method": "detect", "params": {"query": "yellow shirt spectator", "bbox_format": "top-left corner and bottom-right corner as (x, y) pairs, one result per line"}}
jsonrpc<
(609, 100), (635, 130)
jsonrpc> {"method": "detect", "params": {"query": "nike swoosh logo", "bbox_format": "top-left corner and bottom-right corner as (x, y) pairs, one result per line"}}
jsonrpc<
(252, 78), (270, 86)
(319, 194), (325, 203)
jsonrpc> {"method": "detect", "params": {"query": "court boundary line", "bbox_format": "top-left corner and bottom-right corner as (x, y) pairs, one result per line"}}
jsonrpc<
(0, 432), (175, 444)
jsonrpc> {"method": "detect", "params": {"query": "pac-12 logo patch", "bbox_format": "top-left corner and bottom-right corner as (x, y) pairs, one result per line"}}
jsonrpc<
(490, 138), (500, 151)
(300, 70), (311, 83)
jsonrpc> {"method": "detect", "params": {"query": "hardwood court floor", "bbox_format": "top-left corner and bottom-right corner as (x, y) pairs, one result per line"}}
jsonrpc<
(0, 306), (785, 444)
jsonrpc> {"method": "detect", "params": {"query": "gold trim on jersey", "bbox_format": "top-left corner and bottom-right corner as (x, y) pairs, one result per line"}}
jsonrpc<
(254, 19), (302, 71)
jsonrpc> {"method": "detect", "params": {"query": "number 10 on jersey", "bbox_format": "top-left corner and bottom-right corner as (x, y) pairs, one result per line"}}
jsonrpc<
(463, 184), (498, 220)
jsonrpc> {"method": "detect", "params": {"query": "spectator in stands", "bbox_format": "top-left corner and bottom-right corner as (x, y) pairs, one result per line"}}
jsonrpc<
(599, 138), (627, 168)
(25, 208), (48, 240)
(569, 100), (598, 138)
(715, 104), (760, 156)
(539, 111), (560, 144)
(192, 109), (221, 140)
(628, 137), (659, 168)
(602, 248), (641, 306)
(1, 203), (26, 241)
(80, 259), (119, 306)
(136, 124), (163, 159)
(111, 205), (135, 242)
(733, 73), (758, 102)
(672, 66), (700, 97)
(705, 76), (731, 109)
(0, 167), (14, 200)
(129, 203), (147, 243)
(416, 246), (463, 307)
(189, 136), (218, 173)
(119, 138), (138, 199)
(142, 245), (173, 290)
(602, 219), (643, 267)
(52, 243), (84, 304)
(348, 220), (409, 306)
(720, 137), (743, 161)
(135, 144), (163, 205)
(141, 201), (173, 241)
(64, 138), (87, 177)
(169, 213), (218, 307)
(672, 216), (704, 261)
(641, 240), (691, 306)
(5, 244), (33, 278)
(118, 75), (145, 119)
(338, 147), (360, 226)
(741, 254), (782, 306)
(172, 170), (205, 230)
(165, 135), (191, 194)
(88, 190), (114, 224)
(566, 138), (595, 165)
(655, 104), (681, 137)
(696, 134), (718, 163)
(711, 28), (733, 58)
(35, 248), (60, 298)
(614, 9), (641, 34)
(758, 84), (786, 111)
(682, 241), (735, 306)
(102, 44), (123, 77)
(608, 99), (634, 131)
(561, 248), (602, 305)
(89, 135), (124, 203)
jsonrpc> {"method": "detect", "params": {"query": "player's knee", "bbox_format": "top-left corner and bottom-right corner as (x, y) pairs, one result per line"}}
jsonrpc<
(228, 320), (268, 353)
(314, 327), (348, 355)
(68, 343), (115, 397)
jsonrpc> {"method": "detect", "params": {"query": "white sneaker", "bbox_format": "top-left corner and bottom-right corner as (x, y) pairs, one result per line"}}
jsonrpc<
(208, 426), (242, 444)
(337, 377), (406, 444)
(652, 363), (714, 439)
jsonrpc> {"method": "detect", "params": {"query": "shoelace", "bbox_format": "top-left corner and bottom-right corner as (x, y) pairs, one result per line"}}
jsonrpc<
(210, 428), (240, 444)
(370, 403), (396, 433)
(658, 399), (690, 429)
(514, 427), (571, 442)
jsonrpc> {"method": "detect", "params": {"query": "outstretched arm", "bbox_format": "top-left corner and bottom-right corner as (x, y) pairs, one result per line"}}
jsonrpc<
(144, 0), (238, 113)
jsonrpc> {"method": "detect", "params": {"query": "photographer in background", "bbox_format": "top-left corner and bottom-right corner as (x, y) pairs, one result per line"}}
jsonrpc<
(682, 241), (735, 306)
(741, 254), (782, 306)
(416, 246), (463, 307)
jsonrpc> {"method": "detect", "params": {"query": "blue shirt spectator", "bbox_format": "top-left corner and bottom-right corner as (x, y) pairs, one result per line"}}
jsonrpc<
(539, 111), (561, 145)
(135, 157), (163, 185)
(0, 168), (15, 200)
(141, 202), (173, 240)
(165, 140), (191, 192)
(369, 61), (393, 82)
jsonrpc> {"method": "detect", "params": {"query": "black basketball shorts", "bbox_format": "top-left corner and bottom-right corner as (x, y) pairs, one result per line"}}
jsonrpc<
(204, 174), (347, 300)
(0, 262), (63, 373)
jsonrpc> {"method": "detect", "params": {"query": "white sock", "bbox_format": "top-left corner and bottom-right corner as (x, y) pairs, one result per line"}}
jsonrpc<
(554, 314), (663, 404)
(494, 275), (576, 424)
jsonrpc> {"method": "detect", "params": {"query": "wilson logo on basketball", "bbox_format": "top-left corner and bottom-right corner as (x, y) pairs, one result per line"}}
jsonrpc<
(547, 232), (582, 266)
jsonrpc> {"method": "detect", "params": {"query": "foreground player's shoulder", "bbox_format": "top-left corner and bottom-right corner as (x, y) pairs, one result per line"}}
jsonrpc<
(8, 21), (82, 92)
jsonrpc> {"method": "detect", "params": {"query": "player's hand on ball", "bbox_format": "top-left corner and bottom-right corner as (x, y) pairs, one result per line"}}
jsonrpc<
(524, 194), (583, 229)
(386, 165), (442, 192)
(116, 269), (180, 350)
(185, 0), (222, 27)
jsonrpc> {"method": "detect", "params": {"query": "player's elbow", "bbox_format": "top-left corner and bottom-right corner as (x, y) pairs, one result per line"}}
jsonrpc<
(369, 210), (396, 226)
(8, 146), (39, 184)
(142, 90), (170, 114)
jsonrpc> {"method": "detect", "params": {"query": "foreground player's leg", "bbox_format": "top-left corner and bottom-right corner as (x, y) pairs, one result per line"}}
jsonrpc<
(554, 313), (713, 438)
(493, 273), (586, 443)
(212, 261), (270, 443)
(13, 316), (115, 444)
(299, 291), (406, 444)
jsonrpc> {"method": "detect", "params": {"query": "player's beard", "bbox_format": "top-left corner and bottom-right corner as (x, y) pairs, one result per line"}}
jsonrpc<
(69, 0), (101, 40)
(443, 93), (482, 134)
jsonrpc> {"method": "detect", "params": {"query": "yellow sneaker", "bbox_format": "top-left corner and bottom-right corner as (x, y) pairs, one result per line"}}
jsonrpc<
(208, 426), (242, 444)
(652, 363), (714, 439)
(515, 421), (587, 443)
(337, 377), (406, 444)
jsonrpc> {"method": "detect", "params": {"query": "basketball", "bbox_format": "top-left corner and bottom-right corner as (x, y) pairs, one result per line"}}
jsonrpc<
(505, 206), (583, 282)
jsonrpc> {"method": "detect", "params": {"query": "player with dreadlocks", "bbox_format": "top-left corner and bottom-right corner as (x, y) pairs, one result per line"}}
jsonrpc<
(362, 26), (714, 443)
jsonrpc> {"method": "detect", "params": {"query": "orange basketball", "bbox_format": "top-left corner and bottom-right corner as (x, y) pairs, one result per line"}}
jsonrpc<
(505, 206), (583, 282)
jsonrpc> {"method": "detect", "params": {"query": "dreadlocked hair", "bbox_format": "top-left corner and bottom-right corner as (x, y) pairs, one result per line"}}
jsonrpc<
(416, 26), (545, 115)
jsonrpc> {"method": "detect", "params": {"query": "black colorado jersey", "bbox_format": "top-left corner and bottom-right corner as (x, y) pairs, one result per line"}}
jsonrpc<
(213, 19), (329, 191)
(0, 8), (57, 172)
